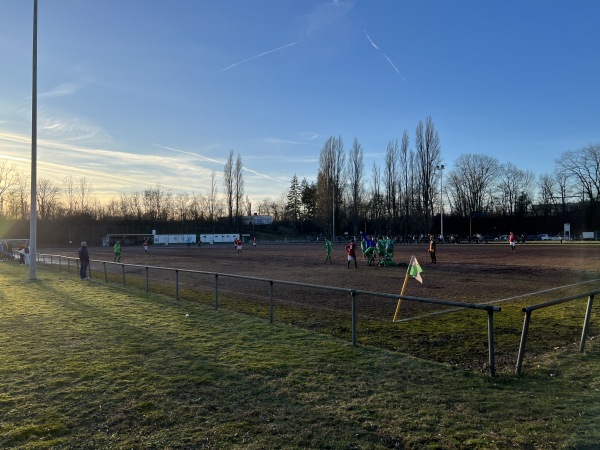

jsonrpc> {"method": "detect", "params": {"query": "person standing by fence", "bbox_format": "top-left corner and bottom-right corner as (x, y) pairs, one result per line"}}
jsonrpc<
(78, 241), (90, 280)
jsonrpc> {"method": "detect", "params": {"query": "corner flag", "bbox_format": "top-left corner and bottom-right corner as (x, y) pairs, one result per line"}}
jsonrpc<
(407, 255), (423, 283)
(393, 255), (424, 322)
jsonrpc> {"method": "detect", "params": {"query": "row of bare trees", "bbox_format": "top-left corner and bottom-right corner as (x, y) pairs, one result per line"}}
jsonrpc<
(288, 117), (443, 236)
(1, 125), (599, 235)
(284, 124), (600, 236)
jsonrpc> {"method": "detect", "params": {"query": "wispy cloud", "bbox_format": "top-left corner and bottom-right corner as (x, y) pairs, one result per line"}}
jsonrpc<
(364, 30), (406, 82)
(302, 0), (354, 36)
(259, 137), (309, 146)
(154, 143), (284, 184)
(39, 82), (83, 99)
(37, 106), (112, 143)
(300, 131), (320, 141)
(220, 41), (301, 72)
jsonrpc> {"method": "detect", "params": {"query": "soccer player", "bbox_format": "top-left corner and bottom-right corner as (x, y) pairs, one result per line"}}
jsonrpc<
(113, 241), (121, 262)
(346, 238), (358, 269)
(323, 239), (332, 264)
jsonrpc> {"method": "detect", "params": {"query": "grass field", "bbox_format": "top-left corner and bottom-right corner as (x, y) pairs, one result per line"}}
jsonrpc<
(2, 259), (600, 449)
(36, 242), (600, 374)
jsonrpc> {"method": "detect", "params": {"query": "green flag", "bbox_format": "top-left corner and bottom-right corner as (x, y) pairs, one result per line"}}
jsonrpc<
(407, 255), (423, 283)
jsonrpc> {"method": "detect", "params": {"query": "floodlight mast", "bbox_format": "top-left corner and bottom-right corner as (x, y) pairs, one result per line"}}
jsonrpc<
(29, 0), (38, 280)
(436, 164), (445, 242)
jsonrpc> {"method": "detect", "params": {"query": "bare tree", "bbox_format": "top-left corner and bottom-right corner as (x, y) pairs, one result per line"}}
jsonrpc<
(8, 173), (30, 220)
(143, 184), (169, 221)
(556, 143), (600, 207)
(316, 136), (345, 236)
(105, 197), (119, 218)
(447, 153), (500, 217)
(78, 177), (92, 214)
(174, 193), (190, 222)
(497, 163), (534, 216)
(131, 191), (143, 220)
(399, 131), (411, 232)
(62, 175), (77, 215)
(415, 117), (442, 232)
(118, 192), (137, 219)
(223, 150), (234, 224)
(208, 170), (218, 222)
(0, 162), (17, 216)
(538, 174), (560, 215)
(234, 153), (244, 224)
(37, 178), (61, 220)
(383, 139), (399, 228)
(244, 195), (252, 216)
(347, 137), (365, 236)
(368, 162), (384, 234)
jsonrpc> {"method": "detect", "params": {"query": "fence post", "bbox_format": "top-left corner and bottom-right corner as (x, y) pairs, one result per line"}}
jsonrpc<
(175, 269), (179, 301)
(103, 262), (107, 283)
(351, 290), (357, 346)
(214, 273), (219, 310)
(269, 281), (274, 324)
(516, 310), (532, 375)
(121, 264), (126, 287)
(487, 309), (496, 377)
(145, 267), (149, 293)
(579, 294), (595, 353)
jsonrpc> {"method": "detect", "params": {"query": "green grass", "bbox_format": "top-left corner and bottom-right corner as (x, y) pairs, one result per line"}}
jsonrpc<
(1, 263), (600, 449)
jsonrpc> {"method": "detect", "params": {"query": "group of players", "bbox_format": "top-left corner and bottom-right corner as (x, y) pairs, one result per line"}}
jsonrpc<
(323, 233), (438, 268)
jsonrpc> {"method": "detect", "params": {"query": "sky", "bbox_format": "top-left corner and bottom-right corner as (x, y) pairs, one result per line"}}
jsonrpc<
(1, 0), (600, 208)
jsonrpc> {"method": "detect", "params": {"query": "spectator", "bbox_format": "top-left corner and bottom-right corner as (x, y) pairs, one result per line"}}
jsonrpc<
(78, 241), (90, 280)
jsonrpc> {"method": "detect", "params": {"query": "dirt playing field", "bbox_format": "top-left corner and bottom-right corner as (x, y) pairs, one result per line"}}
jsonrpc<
(41, 241), (600, 319)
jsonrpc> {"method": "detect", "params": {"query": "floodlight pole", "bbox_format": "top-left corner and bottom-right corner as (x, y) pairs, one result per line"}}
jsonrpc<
(332, 157), (336, 243)
(29, 0), (38, 280)
(436, 164), (444, 242)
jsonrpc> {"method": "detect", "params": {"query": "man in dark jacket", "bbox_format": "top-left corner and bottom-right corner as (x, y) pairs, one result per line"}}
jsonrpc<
(78, 241), (90, 280)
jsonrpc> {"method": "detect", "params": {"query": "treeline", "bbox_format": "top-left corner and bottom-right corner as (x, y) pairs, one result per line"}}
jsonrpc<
(284, 119), (600, 237)
(1, 117), (599, 242)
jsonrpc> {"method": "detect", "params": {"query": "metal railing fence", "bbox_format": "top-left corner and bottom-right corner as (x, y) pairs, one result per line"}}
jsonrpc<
(37, 253), (502, 376)
(516, 289), (600, 375)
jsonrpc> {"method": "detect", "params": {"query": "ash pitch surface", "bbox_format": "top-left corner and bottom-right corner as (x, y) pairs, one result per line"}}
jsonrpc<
(44, 241), (600, 318)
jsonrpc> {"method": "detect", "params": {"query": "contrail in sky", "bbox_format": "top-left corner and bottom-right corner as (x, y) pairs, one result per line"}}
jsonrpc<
(153, 144), (221, 164)
(220, 41), (301, 72)
(364, 30), (406, 82)
(155, 143), (283, 183)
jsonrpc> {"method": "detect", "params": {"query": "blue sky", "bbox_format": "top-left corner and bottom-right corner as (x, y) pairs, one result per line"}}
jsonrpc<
(1, 0), (599, 206)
